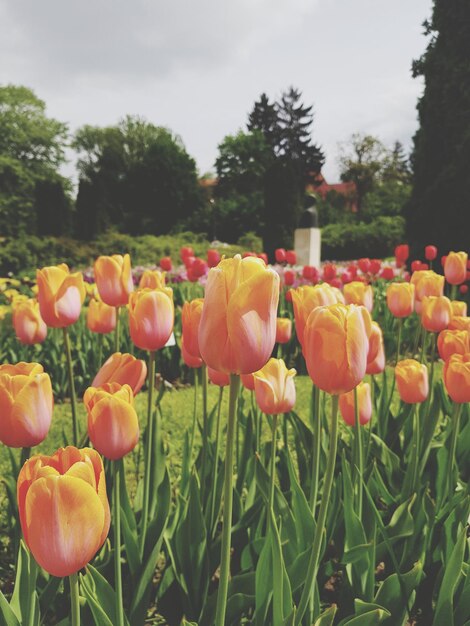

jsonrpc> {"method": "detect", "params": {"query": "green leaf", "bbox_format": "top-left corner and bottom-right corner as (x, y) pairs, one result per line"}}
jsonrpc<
(432, 524), (467, 626)
(374, 561), (423, 625)
(269, 512), (293, 626)
(337, 608), (391, 625)
(9, 541), (39, 625)
(313, 604), (337, 626)
(0, 591), (21, 626)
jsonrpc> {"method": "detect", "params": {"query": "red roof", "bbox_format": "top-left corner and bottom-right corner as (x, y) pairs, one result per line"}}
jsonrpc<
(307, 174), (357, 211)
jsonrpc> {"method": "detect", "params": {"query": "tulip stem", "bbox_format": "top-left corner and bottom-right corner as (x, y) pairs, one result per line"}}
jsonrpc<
(20, 447), (31, 468)
(309, 384), (321, 515)
(214, 374), (240, 626)
(210, 386), (224, 537)
(189, 370), (199, 465)
(63, 327), (79, 446)
(97, 332), (103, 369)
(408, 405), (420, 497)
(140, 350), (156, 558)
(353, 386), (363, 518)
(447, 402), (462, 502)
(113, 461), (125, 626)
(388, 317), (403, 410)
(201, 364), (208, 492)
(114, 306), (121, 353)
(295, 395), (339, 626)
(269, 414), (279, 518)
(69, 572), (80, 626)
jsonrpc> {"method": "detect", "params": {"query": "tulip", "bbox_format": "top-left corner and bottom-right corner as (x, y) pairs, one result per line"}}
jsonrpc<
(258, 253), (268, 264)
(190, 258), (208, 278)
(182, 298), (204, 359)
(444, 251), (468, 285)
(198, 255), (279, 375)
(421, 295), (452, 333)
(303, 303), (371, 395)
(180, 246), (194, 262)
(207, 249), (221, 268)
(284, 269), (295, 286)
(341, 271), (353, 284)
(17, 446), (110, 577)
(139, 269), (166, 290)
(128, 288), (174, 352)
(286, 250), (296, 265)
(369, 259), (382, 274)
(275, 248), (287, 263)
(208, 367), (230, 387)
(323, 263), (336, 280)
(181, 337), (203, 368)
(410, 270), (445, 313)
(12, 298), (47, 345)
(451, 300), (467, 317)
(87, 298), (117, 334)
(303, 265), (319, 282)
(437, 329), (469, 361)
(290, 283), (339, 348)
(425, 245), (438, 261)
(343, 281), (373, 313)
(395, 359), (429, 403)
(443, 353), (470, 403)
(94, 254), (134, 307)
(276, 317), (292, 344)
(160, 256), (172, 272)
(84, 383), (139, 461)
(339, 382), (372, 426)
(0, 362), (53, 448)
(366, 322), (385, 375)
(460, 284), (468, 295)
(441, 255), (447, 268)
(36, 264), (86, 328)
(92, 352), (147, 395)
(253, 358), (296, 415)
(386, 282), (415, 318)
(241, 372), (255, 391)
(242, 251), (257, 258)
(395, 245), (409, 263)
(348, 263), (358, 278)
(448, 316), (470, 332)
(358, 258), (371, 273)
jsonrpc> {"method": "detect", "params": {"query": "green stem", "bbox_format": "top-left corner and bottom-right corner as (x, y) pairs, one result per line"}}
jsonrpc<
(69, 572), (80, 626)
(418, 336), (437, 475)
(113, 461), (125, 626)
(63, 327), (79, 446)
(20, 447), (31, 468)
(97, 332), (103, 369)
(251, 391), (260, 452)
(189, 370), (199, 463)
(295, 395), (339, 625)
(309, 384), (321, 515)
(388, 317), (403, 409)
(269, 414), (279, 516)
(420, 330), (428, 364)
(210, 386), (224, 537)
(201, 364), (208, 490)
(447, 403), (462, 501)
(408, 405), (420, 497)
(140, 350), (156, 558)
(353, 386), (363, 518)
(214, 374), (240, 626)
(114, 306), (121, 353)
(365, 375), (375, 462)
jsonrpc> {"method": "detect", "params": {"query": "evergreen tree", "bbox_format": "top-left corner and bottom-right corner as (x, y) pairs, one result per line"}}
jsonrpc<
(407, 0), (470, 254)
(247, 93), (279, 152)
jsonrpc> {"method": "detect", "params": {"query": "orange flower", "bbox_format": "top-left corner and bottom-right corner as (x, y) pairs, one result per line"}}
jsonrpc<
(386, 282), (415, 318)
(241, 372), (255, 391)
(443, 353), (470, 403)
(87, 298), (117, 334)
(339, 382), (372, 426)
(366, 322), (385, 375)
(448, 316), (470, 332)
(410, 270), (444, 313)
(12, 299), (47, 344)
(198, 255), (279, 374)
(253, 358), (296, 414)
(84, 383), (139, 460)
(182, 298), (204, 359)
(275, 317), (292, 344)
(36, 264), (86, 328)
(139, 269), (166, 290)
(17, 446), (110, 577)
(128, 288), (174, 351)
(343, 281), (373, 313)
(395, 359), (429, 403)
(0, 363), (53, 448)
(437, 329), (469, 361)
(94, 254), (134, 307)
(421, 295), (452, 333)
(290, 284), (339, 348)
(303, 303), (372, 395)
(92, 352), (147, 395)
(451, 300), (467, 317)
(444, 251), (468, 285)
(208, 367), (230, 387)
(181, 337), (203, 368)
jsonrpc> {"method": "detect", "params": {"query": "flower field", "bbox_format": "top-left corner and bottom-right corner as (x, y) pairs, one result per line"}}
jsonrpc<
(0, 245), (469, 626)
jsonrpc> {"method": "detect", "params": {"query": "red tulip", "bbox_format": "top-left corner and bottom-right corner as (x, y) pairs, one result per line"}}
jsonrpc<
(160, 257), (172, 272)
(243, 251), (257, 258)
(460, 284), (469, 295)
(323, 263), (336, 281)
(358, 258), (371, 273)
(425, 245), (437, 261)
(380, 267), (395, 281)
(258, 253), (268, 264)
(284, 270), (295, 287)
(286, 250), (297, 265)
(369, 259), (382, 274)
(207, 249), (221, 268)
(275, 248), (287, 263)
(191, 258), (208, 278)
(180, 247), (194, 262)
(441, 255), (447, 268)
(302, 266), (319, 282)
(395, 245), (409, 263)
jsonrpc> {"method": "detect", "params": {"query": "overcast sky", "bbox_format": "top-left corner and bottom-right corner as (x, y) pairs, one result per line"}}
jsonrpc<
(1, 0), (431, 181)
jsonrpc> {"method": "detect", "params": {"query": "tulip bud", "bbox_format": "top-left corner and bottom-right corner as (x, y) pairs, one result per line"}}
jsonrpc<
(358, 258), (371, 273)
(276, 317), (292, 344)
(380, 267), (395, 281)
(180, 246), (194, 262)
(160, 256), (172, 272)
(139, 270), (166, 290)
(425, 245), (438, 261)
(284, 270), (295, 287)
(37, 264), (86, 328)
(395, 245), (409, 263)
(207, 249), (221, 268)
(444, 251), (468, 285)
(275, 248), (287, 263)
(286, 250), (296, 265)
(92, 352), (147, 395)
(323, 263), (336, 281)
(87, 298), (117, 334)
(421, 295), (452, 333)
(339, 382), (372, 426)
(395, 359), (429, 403)
(253, 358), (296, 414)
(208, 367), (230, 387)
(443, 353), (470, 403)
(367, 322), (385, 375)
(437, 329), (469, 361)
(343, 281), (374, 313)
(182, 298), (204, 360)
(94, 255), (134, 307)
(386, 282), (415, 318)
(12, 299), (47, 345)
(302, 265), (319, 282)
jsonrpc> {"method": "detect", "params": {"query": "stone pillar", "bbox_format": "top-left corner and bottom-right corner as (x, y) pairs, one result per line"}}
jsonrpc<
(294, 227), (321, 267)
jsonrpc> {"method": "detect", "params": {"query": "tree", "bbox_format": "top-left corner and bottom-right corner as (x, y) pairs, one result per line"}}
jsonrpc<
(407, 0), (470, 254)
(247, 93), (279, 152)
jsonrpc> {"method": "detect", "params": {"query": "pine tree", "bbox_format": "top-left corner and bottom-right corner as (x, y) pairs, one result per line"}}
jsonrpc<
(247, 93), (279, 152)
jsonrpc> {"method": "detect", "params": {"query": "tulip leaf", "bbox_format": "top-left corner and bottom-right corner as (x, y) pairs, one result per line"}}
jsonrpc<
(337, 608), (391, 625)
(82, 564), (131, 626)
(313, 604), (337, 626)
(0, 591), (21, 626)
(199, 572), (255, 625)
(454, 561), (470, 625)
(282, 447), (314, 554)
(10, 541), (39, 626)
(374, 561), (423, 625)
(269, 511), (293, 626)
(432, 524), (467, 626)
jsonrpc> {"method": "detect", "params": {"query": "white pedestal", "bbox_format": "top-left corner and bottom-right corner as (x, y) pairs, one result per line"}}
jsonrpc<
(294, 228), (321, 267)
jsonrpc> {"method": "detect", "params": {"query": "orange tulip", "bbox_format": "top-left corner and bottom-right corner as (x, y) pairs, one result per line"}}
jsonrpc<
(395, 359), (429, 403)
(94, 254), (134, 307)
(87, 298), (117, 334)
(0, 362), (53, 448)
(17, 446), (110, 577)
(410, 270), (444, 313)
(444, 251), (468, 285)
(139, 269), (166, 290)
(198, 255), (279, 375)
(36, 264), (86, 328)
(275, 317), (292, 344)
(303, 303), (372, 395)
(290, 284), (339, 348)
(448, 316), (470, 332)
(443, 353), (470, 403)
(241, 372), (255, 391)
(128, 288), (174, 351)
(253, 358), (296, 414)
(12, 298), (47, 344)
(367, 322), (386, 375)
(343, 281), (373, 313)
(421, 295), (452, 333)
(181, 337), (203, 368)
(339, 382), (372, 426)
(451, 300), (467, 317)
(84, 383), (139, 460)
(437, 329), (469, 361)
(208, 367), (230, 387)
(92, 352), (147, 395)
(386, 282), (415, 318)
(182, 298), (204, 359)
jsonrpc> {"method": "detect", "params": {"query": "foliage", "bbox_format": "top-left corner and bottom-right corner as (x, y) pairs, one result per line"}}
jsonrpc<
(407, 0), (470, 254)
